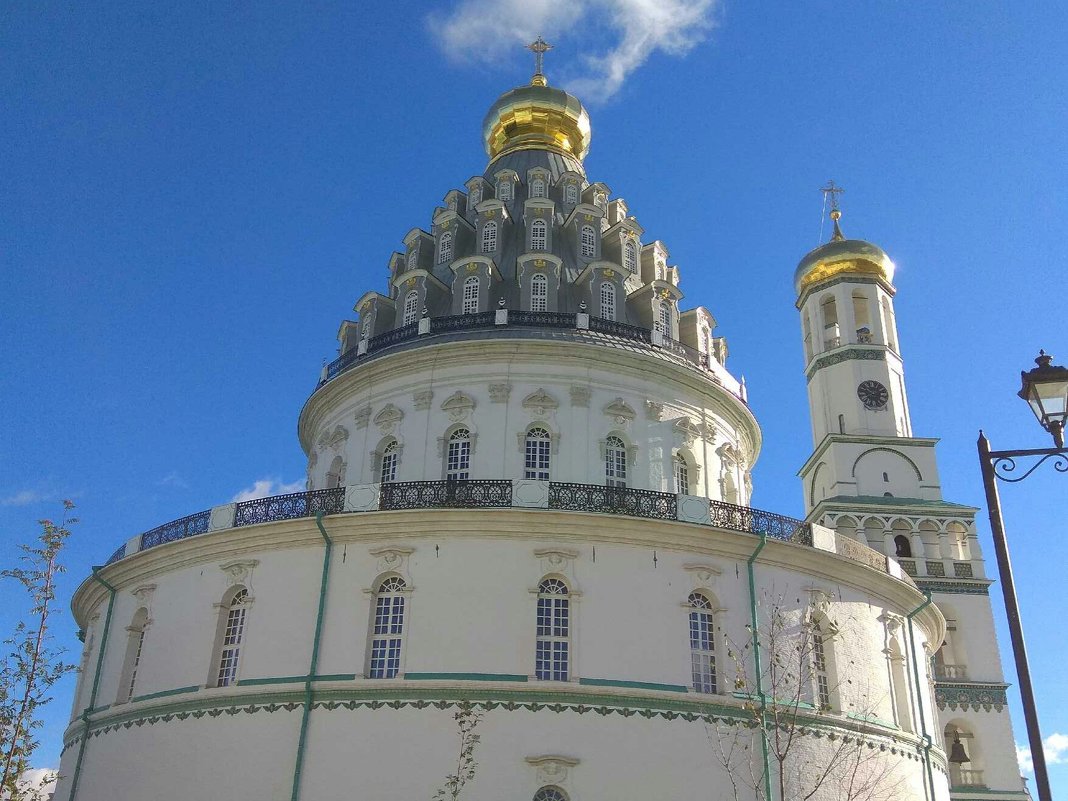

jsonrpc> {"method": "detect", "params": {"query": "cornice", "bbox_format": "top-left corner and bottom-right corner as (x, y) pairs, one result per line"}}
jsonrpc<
(71, 508), (940, 645)
(934, 681), (1009, 713)
(915, 578), (992, 596)
(798, 434), (940, 479)
(795, 273), (896, 309)
(805, 345), (886, 381)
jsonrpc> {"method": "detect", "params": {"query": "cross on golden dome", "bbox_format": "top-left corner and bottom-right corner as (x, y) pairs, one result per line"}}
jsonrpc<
(527, 37), (553, 86)
(820, 180), (845, 241)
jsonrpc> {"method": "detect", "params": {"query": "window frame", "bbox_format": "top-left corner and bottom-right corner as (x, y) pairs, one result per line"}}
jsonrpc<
(445, 427), (472, 480)
(524, 426), (552, 480)
(530, 273), (548, 312)
(380, 440), (399, 484)
(599, 282), (616, 321)
(462, 275), (480, 314)
(605, 434), (627, 487)
(530, 219), (548, 251)
(438, 231), (453, 264)
(481, 220), (498, 254)
(688, 592), (718, 694)
(368, 575), (408, 679)
(402, 290), (419, 327)
(535, 577), (570, 681)
(214, 587), (250, 688)
(580, 224), (596, 258)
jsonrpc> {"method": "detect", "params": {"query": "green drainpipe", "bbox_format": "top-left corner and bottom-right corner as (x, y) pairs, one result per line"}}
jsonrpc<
(747, 532), (774, 801)
(68, 568), (117, 801)
(906, 590), (936, 801)
(290, 512), (334, 801)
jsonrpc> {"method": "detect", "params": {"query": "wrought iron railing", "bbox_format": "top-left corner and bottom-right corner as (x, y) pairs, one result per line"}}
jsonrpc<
(233, 488), (345, 527)
(367, 322), (419, 351)
(104, 543), (127, 566)
(432, 312), (497, 333)
(588, 316), (652, 343)
(379, 479), (513, 510)
(709, 500), (812, 544)
(139, 510), (212, 551)
(509, 310), (576, 328)
(102, 482), (914, 588)
(548, 482), (677, 519)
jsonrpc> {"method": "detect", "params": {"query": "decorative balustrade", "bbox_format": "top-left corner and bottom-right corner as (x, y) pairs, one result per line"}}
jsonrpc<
(951, 768), (986, 789)
(379, 479), (513, 510)
(935, 663), (969, 681)
(548, 482), (677, 520)
(587, 316), (652, 343)
(99, 481), (912, 586)
(104, 543), (127, 566)
(139, 510), (212, 551)
(233, 488), (345, 527)
(431, 311), (497, 333)
(953, 562), (974, 578)
(508, 310), (576, 328)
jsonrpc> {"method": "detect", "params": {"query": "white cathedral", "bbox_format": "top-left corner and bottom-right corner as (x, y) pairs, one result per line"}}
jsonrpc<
(54, 57), (1027, 801)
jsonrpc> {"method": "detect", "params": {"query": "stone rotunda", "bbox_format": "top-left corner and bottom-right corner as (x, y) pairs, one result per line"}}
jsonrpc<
(54, 57), (1024, 801)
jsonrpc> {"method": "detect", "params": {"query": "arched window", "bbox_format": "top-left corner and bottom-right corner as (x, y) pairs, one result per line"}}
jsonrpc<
(623, 239), (638, 272)
(481, 221), (498, 253)
(380, 440), (399, 484)
(821, 295), (839, 348)
(580, 225), (596, 258)
(525, 427), (551, 480)
(469, 185), (481, 206)
(498, 179), (512, 201)
(658, 302), (671, 335)
(530, 178), (546, 199)
(530, 273), (548, 312)
(325, 455), (344, 489)
(408, 247), (418, 270)
(894, 534), (912, 558)
(402, 291), (419, 326)
(215, 588), (249, 688)
(564, 183), (577, 204)
(673, 453), (690, 494)
(881, 297), (898, 352)
(688, 593), (717, 693)
(599, 282), (616, 320)
(368, 576), (407, 679)
(531, 219), (548, 251)
(810, 620), (832, 710)
(438, 231), (453, 264)
(535, 577), (570, 681)
(533, 787), (569, 801)
(803, 311), (813, 360)
(117, 607), (149, 703)
(852, 291), (871, 340)
(605, 435), (627, 487)
(445, 428), (471, 480)
(462, 276), (480, 314)
(888, 636), (912, 732)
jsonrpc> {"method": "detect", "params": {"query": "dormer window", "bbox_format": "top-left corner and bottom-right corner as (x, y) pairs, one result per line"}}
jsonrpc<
(658, 302), (671, 335)
(402, 291), (419, 326)
(481, 221), (498, 254)
(498, 180), (512, 201)
(530, 178), (546, 199)
(595, 192), (607, 209)
(599, 282), (616, 320)
(470, 185), (482, 206)
(408, 247), (418, 269)
(438, 231), (453, 264)
(531, 219), (548, 251)
(565, 184), (578, 204)
(624, 240), (638, 273)
(531, 273), (548, 312)
(580, 225), (596, 259)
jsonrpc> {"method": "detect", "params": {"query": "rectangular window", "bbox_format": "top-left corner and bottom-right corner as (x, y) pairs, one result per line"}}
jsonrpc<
(369, 594), (405, 679)
(446, 439), (470, 480)
(525, 436), (550, 480)
(216, 606), (246, 687)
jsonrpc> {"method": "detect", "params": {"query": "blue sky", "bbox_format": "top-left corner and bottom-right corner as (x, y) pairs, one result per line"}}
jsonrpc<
(2, 1), (1065, 787)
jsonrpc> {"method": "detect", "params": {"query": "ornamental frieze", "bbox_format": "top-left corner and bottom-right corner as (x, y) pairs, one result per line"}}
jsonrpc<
(806, 347), (886, 380)
(935, 682), (1008, 713)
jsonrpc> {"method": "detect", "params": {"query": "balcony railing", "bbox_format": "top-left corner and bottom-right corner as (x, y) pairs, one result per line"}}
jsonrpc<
(379, 479), (513, 510)
(951, 768), (986, 789)
(548, 482), (677, 520)
(321, 312), (725, 387)
(139, 510), (212, 551)
(935, 664), (969, 681)
(233, 488), (346, 526)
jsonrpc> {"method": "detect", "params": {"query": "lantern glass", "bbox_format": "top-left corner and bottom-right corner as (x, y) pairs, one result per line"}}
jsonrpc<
(1018, 351), (1068, 436)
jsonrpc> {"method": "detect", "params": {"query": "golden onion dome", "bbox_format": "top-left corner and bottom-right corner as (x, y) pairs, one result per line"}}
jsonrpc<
(794, 211), (896, 295)
(482, 76), (592, 163)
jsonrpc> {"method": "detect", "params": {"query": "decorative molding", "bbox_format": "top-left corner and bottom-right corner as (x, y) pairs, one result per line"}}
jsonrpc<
(488, 383), (512, 403)
(914, 579), (990, 596)
(672, 417), (702, 447)
(318, 424), (349, 452)
(523, 388), (559, 418)
(603, 397), (636, 425)
(354, 406), (372, 430)
(935, 682), (1009, 713)
(219, 559), (258, 592)
(413, 390), (434, 411)
(645, 401), (664, 421)
(569, 386), (591, 407)
(806, 347), (886, 380)
(368, 546), (415, 582)
(373, 403), (404, 435)
(441, 391), (476, 422)
(682, 563), (721, 589)
(534, 548), (580, 583)
(525, 755), (579, 788)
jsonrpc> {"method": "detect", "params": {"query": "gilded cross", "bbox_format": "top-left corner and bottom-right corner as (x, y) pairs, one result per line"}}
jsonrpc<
(527, 36), (553, 77)
(820, 180), (844, 213)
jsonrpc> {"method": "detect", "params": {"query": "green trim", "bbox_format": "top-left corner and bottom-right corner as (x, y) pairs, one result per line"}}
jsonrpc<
(935, 682), (1009, 713)
(578, 678), (687, 693)
(406, 672), (528, 682)
(238, 674), (356, 687)
(805, 345), (886, 380)
(290, 512), (334, 801)
(132, 685), (200, 703)
(915, 579), (990, 596)
(69, 569), (117, 801)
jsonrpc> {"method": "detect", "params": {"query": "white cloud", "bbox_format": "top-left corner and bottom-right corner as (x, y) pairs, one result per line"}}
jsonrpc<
(1, 489), (50, 506)
(157, 471), (189, 489)
(428, 0), (718, 103)
(231, 478), (306, 503)
(1017, 731), (1068, 773)
(15, 767), (57, 796)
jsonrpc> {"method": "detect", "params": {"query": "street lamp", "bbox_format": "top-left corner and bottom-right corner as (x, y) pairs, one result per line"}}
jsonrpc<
(977, 350), (1068, 801)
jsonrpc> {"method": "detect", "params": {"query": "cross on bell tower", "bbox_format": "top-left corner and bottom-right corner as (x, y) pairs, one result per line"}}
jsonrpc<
(527, 37), (553, 86)
(821, 180), (845, 242)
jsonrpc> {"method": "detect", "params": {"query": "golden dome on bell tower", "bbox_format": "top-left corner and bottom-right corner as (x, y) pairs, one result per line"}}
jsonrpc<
(481, 38), (592, 163)
(794, 193), (896, 296)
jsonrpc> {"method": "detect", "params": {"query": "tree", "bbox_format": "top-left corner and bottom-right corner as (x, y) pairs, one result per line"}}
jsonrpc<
(432, 700), (484, 801)
(712, 589), (906, 801)
(1, 501), (77, 800)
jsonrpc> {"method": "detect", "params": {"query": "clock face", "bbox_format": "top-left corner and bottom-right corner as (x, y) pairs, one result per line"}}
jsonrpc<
(857, 380), (889, 410)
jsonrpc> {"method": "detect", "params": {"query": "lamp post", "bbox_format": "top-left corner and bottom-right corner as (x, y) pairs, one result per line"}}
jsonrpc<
(977, 350), (1068, 801)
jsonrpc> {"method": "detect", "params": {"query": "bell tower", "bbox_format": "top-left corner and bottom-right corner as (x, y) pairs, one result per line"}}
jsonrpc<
(794, 189), (1026, 801)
